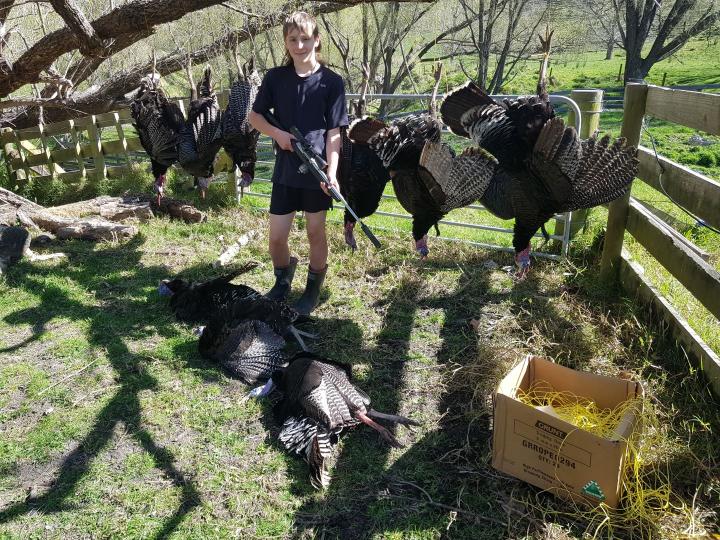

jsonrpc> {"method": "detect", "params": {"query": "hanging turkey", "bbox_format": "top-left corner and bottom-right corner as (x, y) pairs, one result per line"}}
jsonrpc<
(440, 28), (556, 173)
(222, 54), (261, 197)
(435, 28), (637, 276)
(178, 61), (223, 200)
(420, 121), (638, 277)
(252, 352), (418, 489)
(347, 65), (456, 257)
(337, 63), (391, 250)
(130, 72), (185, 205)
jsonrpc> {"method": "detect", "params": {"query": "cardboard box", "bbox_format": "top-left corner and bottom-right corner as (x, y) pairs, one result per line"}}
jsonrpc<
(492, 356), (643, 508)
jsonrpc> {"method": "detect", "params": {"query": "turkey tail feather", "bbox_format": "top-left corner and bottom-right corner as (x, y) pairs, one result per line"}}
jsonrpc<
(440, 81), (495, 137)
(532, 117), (637, 212)
(347, 117), (386, 144)
(419, 142), (497, 211)
(367, 114), (441, 170)
(198, 65), (213, 98)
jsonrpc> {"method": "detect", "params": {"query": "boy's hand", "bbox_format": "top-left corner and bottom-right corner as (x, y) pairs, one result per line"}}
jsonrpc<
(274, 130), (295, 152)
(321, 174), (340, 197)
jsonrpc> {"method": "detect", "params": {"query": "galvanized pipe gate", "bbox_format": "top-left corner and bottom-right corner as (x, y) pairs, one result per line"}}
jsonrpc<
(2, 90), (601, 262)
(239, 92), (586, 262)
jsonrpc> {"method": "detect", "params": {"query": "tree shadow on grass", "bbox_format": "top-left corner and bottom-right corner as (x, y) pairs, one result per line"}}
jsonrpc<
(284, 255), (516, 539)
(284, 253), (616, 539)
(0, 235), (201, 539)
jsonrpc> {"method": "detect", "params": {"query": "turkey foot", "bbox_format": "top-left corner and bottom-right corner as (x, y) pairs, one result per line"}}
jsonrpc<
(355, 410), (404, 448)
(344, 222), (357, 250)
(415, 235), (429, 258)
(514, 245), (531, 279)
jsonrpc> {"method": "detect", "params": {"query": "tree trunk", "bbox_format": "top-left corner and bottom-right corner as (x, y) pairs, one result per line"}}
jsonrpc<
(0, 188), (138, 241)
(0, 0), (13, 75)
(49, 196), (154, 222)
(619, 0), (719, 84)
(605, 35), (615, 59)
(48, 194), (206, 223)
(623, 50), (648, 83)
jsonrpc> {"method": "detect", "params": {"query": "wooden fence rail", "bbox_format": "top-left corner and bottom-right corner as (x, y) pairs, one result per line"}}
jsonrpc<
(600, 83), (720, 396)
(1, 90), (237, 189)
(636, 147), (720, 230)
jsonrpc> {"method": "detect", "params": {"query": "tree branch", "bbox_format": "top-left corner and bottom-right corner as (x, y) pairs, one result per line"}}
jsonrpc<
(0, 96), (74, 110)
(4, 0), (429, 127)
(48, 0), (105, 56)
(0, 0), (13, 73)
(5, 0), (418, 98)
(0, 0), (233, 98)
(655, 8), (720, 60)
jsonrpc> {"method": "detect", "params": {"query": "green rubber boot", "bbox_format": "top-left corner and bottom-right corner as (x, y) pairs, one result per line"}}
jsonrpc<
(265, 257), (298, 301)
(293, 265), (327, 316)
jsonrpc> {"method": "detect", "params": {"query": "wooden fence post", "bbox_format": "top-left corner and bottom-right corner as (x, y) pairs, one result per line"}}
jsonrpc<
(112, 112), (131, 167)
(87, 115), (107, 183)
(37, 123), (58, 179)
(555, 88), (604, 241)
(599, 82), (649, 281)
(12, 130), (32, 185)
(1, 127), (20, 186)
(68, 119), (87, 179)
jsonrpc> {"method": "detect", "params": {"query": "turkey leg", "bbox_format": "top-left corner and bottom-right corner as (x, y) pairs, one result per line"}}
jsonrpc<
(354, 410), (404, 448)
(367, 409), (419, 426)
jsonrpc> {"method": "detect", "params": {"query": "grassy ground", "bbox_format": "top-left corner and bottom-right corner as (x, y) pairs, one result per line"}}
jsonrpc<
(2, 38), (719, 538)
(1, 181), (719, 538)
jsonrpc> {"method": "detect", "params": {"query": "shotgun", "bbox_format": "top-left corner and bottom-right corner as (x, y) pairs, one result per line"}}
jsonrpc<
(262, 111), (382, 249)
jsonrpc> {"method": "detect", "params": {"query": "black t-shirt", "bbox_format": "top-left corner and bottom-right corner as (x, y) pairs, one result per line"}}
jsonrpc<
(252, 65), (348, 189)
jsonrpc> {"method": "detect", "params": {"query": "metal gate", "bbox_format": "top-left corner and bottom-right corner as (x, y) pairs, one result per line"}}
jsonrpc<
(238, 93), (581, 261)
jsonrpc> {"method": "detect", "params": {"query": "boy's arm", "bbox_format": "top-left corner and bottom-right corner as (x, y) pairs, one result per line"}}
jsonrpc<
(248, 111), (294, 152)
(323, 127), (342, 196)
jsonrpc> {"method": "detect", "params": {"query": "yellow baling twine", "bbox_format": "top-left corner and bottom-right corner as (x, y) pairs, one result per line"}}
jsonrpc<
(516, 383), (699, 538)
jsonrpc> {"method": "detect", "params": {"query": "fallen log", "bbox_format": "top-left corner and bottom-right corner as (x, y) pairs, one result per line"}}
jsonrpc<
(28, 213), (137, 241)
(48, 194), (206, 223)
(145, 195), (207, 224)
(0, 187), (138, 241)
(0, 186), (45, 213)
(1, 203), (17, 226)
(50, 195), (153, 222)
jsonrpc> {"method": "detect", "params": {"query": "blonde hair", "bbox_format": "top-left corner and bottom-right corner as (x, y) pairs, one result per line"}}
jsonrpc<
(281, 11), (324, 67)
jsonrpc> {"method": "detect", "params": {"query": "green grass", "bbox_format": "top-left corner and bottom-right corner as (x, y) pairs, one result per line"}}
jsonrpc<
(1, 192), (719, 539)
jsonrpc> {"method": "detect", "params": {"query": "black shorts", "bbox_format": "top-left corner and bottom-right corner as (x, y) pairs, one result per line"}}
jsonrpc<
(269, 183), (332, 215)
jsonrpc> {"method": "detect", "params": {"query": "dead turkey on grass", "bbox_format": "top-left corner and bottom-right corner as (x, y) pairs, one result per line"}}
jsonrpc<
(252, 352), (418, 489)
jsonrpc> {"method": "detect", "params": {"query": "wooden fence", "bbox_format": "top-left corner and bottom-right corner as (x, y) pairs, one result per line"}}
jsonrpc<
(0, 91), (237, 189)
(600, 83), (720, 396)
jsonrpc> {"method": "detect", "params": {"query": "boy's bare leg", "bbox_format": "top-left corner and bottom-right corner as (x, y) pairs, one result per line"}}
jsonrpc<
(304, 211), (328, 271)
(269, 212), (295, 268)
